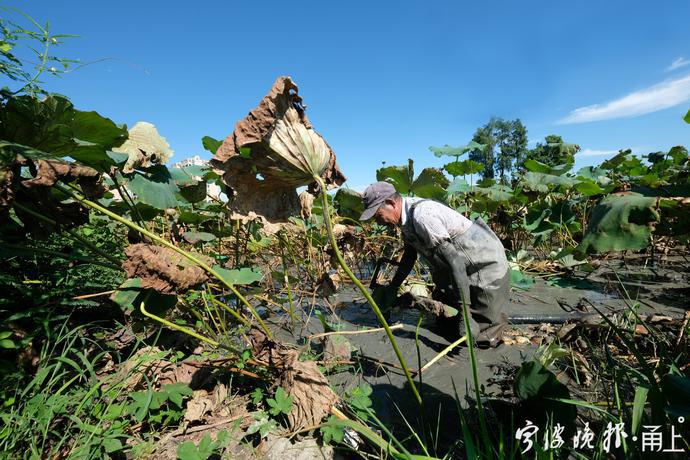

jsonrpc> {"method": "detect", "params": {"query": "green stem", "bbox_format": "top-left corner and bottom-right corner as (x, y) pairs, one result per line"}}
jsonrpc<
(139, 296), (219, 347)
(110, 174), (145, 224)
(13, 202), (123, 266)
(56, 184), (273, 339)
(313, 176), (422, 405)
(459, 289), (491, 452)
(209, 296), (251, 327)
(278, 231), (296, 329)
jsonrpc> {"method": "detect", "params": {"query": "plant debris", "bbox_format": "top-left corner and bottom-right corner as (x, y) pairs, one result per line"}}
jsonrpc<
(113, 121), (174, 173)
(123, 244), (211, 295)
(247, 327), (338, 430)
(22, 159), (106, 198)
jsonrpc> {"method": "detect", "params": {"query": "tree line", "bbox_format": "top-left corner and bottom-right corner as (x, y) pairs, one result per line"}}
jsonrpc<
(466, 117), (580, 183)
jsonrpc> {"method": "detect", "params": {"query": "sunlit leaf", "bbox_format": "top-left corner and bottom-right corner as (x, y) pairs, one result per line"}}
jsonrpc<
(182, 231), (216, 244)
(376, 159), (413, 195)
(213, 266), (263, 285)
(444, 160), (484, 177)
(577, 192), (659, 254)
(126, 166), (180, 210)
(411, 167), (449, 200)
(575, 180), (604, 196)
(429, 141), (485, 158)
(201, 135), (222, 155)
(447, 177), (471, 195)
(333, 188), (363, 220)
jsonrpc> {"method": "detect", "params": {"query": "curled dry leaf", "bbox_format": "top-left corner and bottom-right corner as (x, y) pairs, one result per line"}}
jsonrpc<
(123, 244), (212, 295)
(185, 389), (215, 423)
(113, 121), (173, 173)
(322, 335), (352, 363)
(106, 346), (209, 391)
(316, 272), (339, 298)
(22, 159), (106, 199)
(298, 190), (314, 219)
(248, 327), (338, 430)
(211, 76), (345, 228)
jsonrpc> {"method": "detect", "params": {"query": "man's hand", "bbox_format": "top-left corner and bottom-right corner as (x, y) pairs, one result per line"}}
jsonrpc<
(372, 284), (398, 313)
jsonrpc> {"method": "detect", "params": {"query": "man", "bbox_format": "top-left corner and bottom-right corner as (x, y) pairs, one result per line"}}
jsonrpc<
(361, 182), (509, 348)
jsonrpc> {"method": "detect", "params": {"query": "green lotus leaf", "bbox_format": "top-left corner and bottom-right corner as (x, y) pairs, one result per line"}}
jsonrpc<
(333, 188), (364, 220)
(447, 177), (471, 195)
(575, 180), (605, 196)
(429, 141), (485, 158)
(520, 172), (577, 193)
(411, 167), (449, 200)
(202, 135), (222, 155)
(126, 166), (180, 210)
(443, 159), (484, 177)
(213, 266), (263, 285)
(578, 192), (659, 254)
(376, 159), (414, 195)
(182, 231), (216, 244)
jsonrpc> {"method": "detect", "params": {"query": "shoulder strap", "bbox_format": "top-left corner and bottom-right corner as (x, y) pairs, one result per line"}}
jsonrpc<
(402, 199), (429, 241)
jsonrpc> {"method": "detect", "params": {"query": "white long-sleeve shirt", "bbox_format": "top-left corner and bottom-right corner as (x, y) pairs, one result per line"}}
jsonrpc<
(400, 197), (473, 252)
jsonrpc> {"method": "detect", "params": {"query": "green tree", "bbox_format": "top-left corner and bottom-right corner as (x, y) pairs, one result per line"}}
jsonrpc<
(528, 135), (580, 167)
(469, 117), (528, 183)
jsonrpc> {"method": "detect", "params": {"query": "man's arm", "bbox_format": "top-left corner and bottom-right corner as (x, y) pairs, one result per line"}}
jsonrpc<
(389, 244), (417, 289)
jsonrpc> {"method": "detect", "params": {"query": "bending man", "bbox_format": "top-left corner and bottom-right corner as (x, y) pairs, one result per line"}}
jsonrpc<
(361, 182), (509, 348)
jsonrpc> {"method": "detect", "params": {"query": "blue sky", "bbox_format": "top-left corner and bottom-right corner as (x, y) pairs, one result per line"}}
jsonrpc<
(4, 1), (690, 190)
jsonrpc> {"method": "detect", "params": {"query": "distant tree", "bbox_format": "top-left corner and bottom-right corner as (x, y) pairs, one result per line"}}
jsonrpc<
(469, 121), (496, 180)
(528, 135), (580, 166)
(469, 117), (528, 183)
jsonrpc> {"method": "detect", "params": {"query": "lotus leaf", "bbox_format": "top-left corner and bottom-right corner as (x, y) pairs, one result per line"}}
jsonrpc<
(428, 141), (485, 158)
(523, 159), (573, 176)
(578, 192), (659, 254)
(443, 159), (484, 177)
(376, 159), (414, 195)
(376, 159), (449, 200)
(446, 177), (471, 195)
(210, 77), (345, 226)
(126, 166), (180, 210)
(113, 122), (173, 173)
(213, 267), (263, 285)
(520, 172), (577, 193)
(333, 188), (363, 220)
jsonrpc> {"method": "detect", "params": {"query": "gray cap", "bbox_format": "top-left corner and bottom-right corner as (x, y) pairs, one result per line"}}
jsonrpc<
(360, 182), (397, 221)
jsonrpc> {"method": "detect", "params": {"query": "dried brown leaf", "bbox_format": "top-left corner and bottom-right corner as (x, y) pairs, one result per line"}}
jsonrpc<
(123, 244), (211, 295)
(248, 327), (338, 430)
(211, 76), (345, 227)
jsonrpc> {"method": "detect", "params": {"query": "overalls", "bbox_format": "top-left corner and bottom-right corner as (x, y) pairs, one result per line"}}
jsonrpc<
(401, 201), (510, 337)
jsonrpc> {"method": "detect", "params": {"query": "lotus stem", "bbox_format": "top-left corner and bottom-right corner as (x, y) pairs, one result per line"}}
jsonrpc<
(140, 296), (220, 348)
(56, 184), (273, 339)
(459, 290), (490, 449)
(313, 175), (422, 405)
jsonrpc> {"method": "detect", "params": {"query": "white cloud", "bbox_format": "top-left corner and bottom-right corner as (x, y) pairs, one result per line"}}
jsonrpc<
(560, 74), (690, 124)
(667, 57), (690, 72)
(578, 148), (618, 157)
(578, 146), (644, 157)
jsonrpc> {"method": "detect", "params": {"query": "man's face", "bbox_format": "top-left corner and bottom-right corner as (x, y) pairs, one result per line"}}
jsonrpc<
(374, 197), (401, 227)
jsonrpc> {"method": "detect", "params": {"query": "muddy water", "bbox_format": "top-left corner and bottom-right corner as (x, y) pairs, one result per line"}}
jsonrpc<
(268, 253), (688, 447)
